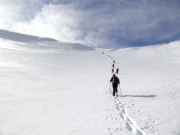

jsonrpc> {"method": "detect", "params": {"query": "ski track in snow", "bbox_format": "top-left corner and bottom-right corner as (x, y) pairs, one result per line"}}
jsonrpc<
(105, 52), (147, 135)
(107, 87), (148, 135)
(105, 85), (148, 135)
(114, 96), (146, 135)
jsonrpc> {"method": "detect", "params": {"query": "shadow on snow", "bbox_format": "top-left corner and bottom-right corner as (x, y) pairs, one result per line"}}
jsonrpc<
(120, 95), (156, 98)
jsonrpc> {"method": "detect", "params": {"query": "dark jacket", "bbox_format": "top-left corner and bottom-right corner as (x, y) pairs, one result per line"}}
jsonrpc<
(110, 76), (120, 85)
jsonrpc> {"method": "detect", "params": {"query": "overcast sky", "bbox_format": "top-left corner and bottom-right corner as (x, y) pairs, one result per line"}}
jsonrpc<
(0, 0), (180, 48)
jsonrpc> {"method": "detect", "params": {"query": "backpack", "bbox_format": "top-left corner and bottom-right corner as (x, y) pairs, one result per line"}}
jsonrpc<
(112, 76), (118, 84)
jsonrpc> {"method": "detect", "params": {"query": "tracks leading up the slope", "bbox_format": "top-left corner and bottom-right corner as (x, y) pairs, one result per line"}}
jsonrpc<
(103, 50), (147, 135)
(114, 96), (146, 135)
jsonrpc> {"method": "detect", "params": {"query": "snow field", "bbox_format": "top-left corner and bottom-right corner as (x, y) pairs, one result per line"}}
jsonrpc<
(0, 31), (180, 135)
(105, 42), (180, 135)
(0, 38), (120, 135)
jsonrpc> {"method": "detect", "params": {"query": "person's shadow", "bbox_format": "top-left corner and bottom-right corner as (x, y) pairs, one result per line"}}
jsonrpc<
(120, 95), (156, 98)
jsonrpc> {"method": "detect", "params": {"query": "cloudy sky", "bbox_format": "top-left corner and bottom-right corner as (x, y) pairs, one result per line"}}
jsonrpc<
(0, 0), (180, 48)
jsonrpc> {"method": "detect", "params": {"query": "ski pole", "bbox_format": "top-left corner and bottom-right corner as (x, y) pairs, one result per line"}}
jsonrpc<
(109, 82), (112, 93)
(109, 82), (112, 94)
(119, 84), (123, 96)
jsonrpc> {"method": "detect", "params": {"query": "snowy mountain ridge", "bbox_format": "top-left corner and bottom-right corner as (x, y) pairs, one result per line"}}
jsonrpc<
(0, 29), (94, 51)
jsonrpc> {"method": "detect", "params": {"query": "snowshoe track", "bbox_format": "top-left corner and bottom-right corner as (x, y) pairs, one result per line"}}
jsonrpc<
(114, 97), (146, 135)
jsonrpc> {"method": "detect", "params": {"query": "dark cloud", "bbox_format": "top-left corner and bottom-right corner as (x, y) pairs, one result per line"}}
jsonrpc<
(74, 0), (180, 48)
(0, 0), (180, 48)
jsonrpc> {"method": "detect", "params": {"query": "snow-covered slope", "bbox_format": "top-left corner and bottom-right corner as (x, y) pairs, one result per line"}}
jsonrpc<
(106, 42), (180, 135)
(0, 29), (94, 51)
(0, 30), (180, 135)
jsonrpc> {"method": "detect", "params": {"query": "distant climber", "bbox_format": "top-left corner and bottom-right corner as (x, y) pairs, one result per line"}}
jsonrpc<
(110, 74), (120, 96)
(113, 60), (115, 63)
(102, 52), (104, 54)
(112, 68), (114, 73)
(112, 64), (114, 68)
(116, 68), (119, 74)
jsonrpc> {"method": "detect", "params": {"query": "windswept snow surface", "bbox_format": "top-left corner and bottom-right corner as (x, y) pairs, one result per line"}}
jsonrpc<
(0, 30), (180, 135)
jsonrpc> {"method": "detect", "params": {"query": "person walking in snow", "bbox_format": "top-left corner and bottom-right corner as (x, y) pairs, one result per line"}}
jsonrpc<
(112, 68), (114, 73)
(113, 60), (115, 63)
(116, 68), (119, 74)
(112, 64), (114, 68)
(110, 74), (120, 96)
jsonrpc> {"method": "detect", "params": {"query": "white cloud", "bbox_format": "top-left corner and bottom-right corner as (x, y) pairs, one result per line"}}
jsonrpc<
(0, 0), (180, 48)
(12, 4), (82, 43)
(0, 1), (21, 28)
